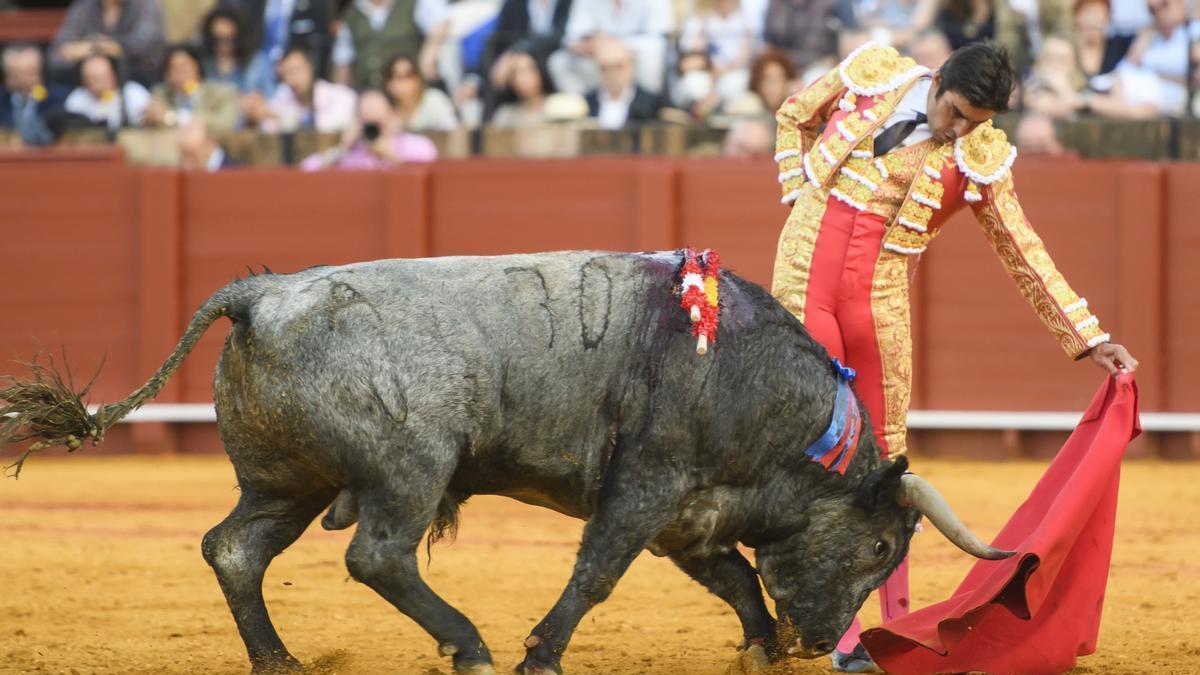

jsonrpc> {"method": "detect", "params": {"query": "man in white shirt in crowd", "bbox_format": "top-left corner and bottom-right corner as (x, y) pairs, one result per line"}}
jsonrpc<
(548, 0), (674, 96)
(584, 38), (662, 130)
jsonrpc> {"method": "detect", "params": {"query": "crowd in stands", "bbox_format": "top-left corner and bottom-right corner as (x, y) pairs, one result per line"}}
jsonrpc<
(0, 0), (1197, 167)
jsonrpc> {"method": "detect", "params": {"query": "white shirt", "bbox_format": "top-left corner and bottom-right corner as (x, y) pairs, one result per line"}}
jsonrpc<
(872, 75), (932, 149)
(680, 11), (751, 68)
(332, 0), (450, 66)
(597, 86), (635, 130)
(564, 0), (674, 45)
(64, 81), (152, 131)
(528, 0), (556, 35)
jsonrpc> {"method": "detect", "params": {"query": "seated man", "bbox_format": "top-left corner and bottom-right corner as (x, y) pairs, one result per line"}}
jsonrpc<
(584, 39), (662, 130)
(63, 53), (152, 132)
(0, 44), (68, 146)
(548, 0), (673, 95)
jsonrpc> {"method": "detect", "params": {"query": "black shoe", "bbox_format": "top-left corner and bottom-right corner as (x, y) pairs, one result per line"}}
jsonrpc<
(830, 643), (878, 673)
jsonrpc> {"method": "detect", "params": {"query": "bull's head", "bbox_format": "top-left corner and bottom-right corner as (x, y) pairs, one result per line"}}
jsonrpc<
(755, 455), (1013, 658)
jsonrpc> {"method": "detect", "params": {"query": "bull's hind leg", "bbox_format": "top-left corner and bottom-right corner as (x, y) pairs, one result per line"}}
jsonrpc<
(671, 551), (776, 672)
(202, 488), (336, 672)
(344, 465), (494, 674)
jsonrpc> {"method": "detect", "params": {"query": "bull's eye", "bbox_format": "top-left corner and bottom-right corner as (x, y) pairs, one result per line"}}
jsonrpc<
(874, 540), (889, 557)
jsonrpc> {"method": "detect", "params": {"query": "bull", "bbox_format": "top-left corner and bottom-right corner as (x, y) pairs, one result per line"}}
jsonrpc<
(1, 251), (1011, 674)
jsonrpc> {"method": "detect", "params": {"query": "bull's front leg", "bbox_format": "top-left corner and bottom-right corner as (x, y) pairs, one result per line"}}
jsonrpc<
(517, 466), (687, 675)
(671, 550), (776, 672)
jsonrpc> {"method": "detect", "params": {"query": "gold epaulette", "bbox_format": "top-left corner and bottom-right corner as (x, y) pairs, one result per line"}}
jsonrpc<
(955, 121), (1018, 203)
(838, 42), (928, 98)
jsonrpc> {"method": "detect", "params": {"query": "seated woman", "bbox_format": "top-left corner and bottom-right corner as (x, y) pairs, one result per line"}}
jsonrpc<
(490, 48), (555, 128)
(199, 6), (275, 97)
(145, 45), (239, 133)
(382, 54), (459, 133)
(261, 48), (358, 134)
(63, 53), (151, 132)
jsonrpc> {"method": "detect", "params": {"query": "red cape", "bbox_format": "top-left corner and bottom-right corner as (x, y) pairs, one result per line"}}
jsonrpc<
(861, 374), (1141, 675)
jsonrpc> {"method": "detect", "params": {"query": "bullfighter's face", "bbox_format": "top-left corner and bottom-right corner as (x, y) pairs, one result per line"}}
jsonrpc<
(755, 461), (920, 659)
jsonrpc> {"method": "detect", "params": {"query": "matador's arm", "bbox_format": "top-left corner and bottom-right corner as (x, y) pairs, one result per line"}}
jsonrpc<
(774, 67), (846, 205)
(969, 174), (1110, 359)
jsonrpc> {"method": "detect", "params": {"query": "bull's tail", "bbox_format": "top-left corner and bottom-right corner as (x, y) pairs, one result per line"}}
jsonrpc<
(1, 277), (267, 477)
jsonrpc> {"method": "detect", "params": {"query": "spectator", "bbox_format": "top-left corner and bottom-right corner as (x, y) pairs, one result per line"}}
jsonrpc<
(548, 0), (674, 95)
(161, 0), (218, 44)
(838, 0), (938, 49)
(261, 47), (357, 133)
(0, 45), (68, 146)
(1024, 34), (1088, 118)
(64, 53), (151, 132)
(477, 0), (573, 114)
(1015, 113), (1066, 154)
(1073, 0), (1124, 81)
(1102, 0), (1198, 116)
(382, 54), (458, 132)
(332, 0), (452, 89)
(200, 6), (275, 96)
(300, 89), (437, 169)
(722, 116), (773, 157)
(489, 0), (574, 68)
(907, 26), (953, 68)
(219, 0), (334, 76)
(178, 119), (238, 170)
(724, 48), (798, 116)
(491, 48), (555, 128)
(680, 0), (754, 100)
(584, 38), (663, 130)
(51, 0), (166, 85)
(670, 50), (722, 120)
(145, 45), (240, 132)
(763, 0), (840, 74)
(936, 0), (996, 49)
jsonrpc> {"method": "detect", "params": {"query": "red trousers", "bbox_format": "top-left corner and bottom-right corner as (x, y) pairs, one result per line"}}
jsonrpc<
(772, 192), (912, 651)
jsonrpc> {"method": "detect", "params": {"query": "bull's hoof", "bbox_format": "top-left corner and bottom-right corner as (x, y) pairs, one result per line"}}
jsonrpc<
(250, 654), (304, 674)
(455, 662), (496, 675)
(513, 659), (562, 675)
(726, 644), (770, 674)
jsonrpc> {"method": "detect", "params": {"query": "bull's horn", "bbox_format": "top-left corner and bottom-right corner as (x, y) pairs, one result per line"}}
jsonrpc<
(898, 474), (1016, 560)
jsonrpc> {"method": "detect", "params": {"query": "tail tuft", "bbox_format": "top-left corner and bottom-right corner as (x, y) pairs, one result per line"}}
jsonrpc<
(1, 352), (106, 478)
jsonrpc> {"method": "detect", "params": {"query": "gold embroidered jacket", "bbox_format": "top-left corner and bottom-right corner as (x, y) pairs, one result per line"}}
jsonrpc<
(774, 42), (1109, 358)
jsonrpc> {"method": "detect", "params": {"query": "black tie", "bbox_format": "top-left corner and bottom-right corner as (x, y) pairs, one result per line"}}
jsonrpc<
(873, 112), (927, 157)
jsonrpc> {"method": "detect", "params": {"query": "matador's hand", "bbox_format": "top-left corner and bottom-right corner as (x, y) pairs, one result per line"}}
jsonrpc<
(1088, 343), (1139, 375)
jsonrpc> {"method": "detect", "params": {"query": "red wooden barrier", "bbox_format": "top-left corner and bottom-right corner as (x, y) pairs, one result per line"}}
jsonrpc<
(0, 157), (1192, 458)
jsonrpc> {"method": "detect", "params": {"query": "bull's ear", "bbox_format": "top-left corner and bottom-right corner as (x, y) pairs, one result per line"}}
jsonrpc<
(853, 455), (908, 512)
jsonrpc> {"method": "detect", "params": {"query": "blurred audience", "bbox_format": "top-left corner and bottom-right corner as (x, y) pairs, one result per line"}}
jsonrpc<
(51, 0), (167, 85)
(1103, 0), (1197, 116)
(219, 0), (333, 76)
(680, 0), (754, 101)
(585, 38), (663, 130)
(1024, 35), (1087, 118)
(722, 116), (774, 157)
(1, 45), (68, 146)
(261, 48), (356, 133)
(300, 88), (437, 170)
(178, 119), (238, 170)
(1015, 112), (1066, 154)
(670, 50), (721, 120)
(936, 0), (995, 50)
(200, 6), (275, 96)
(763, 0), (840, 75)
(145, 44), (239, 132)
(907, 26), (954, 69)
(491, 47), (556, 128)
(549, 0), (674, 95)
(838, 0), (937, 49)
(64, 53), (151, 131)
(332, 0), (451, 89)
(725, 48), (798, 117)
(1073, 0), (1125, 81)
(488, 0), (574, 71)
(382, 54), (458, 132)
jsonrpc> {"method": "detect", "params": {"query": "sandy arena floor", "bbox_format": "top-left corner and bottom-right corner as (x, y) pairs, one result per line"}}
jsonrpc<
(0, 455), (1196, 675)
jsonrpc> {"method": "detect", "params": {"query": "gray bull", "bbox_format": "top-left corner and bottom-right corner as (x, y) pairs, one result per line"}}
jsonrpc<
(1, 251), (1011, 674)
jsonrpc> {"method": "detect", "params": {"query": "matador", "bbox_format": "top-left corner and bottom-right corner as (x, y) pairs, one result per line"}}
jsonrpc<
(769, 42), (1138, 672)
